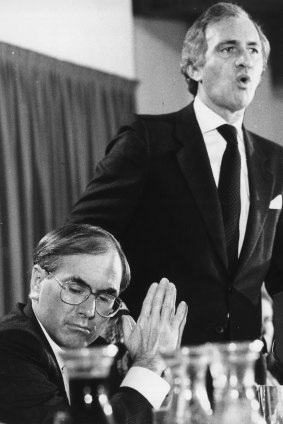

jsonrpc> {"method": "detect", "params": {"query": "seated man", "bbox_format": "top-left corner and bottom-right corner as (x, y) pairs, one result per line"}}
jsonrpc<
(0, 224), (188, 424)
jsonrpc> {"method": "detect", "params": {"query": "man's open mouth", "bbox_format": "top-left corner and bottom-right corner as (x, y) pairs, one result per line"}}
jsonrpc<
(237, 74), (251, 86)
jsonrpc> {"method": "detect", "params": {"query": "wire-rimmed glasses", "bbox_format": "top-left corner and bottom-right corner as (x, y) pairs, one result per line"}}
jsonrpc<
(48, 271), (122, 318)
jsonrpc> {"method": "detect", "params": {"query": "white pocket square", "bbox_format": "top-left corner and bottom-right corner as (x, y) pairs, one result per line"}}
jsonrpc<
(269, 195), (282, 209)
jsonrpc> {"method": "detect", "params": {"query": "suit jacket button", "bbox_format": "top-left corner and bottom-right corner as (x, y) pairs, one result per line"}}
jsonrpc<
(215, 325), (224, 334)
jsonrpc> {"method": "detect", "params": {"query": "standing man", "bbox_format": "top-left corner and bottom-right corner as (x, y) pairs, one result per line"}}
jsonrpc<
(69, 3), (283, 346)
(0, 224), (187, 424)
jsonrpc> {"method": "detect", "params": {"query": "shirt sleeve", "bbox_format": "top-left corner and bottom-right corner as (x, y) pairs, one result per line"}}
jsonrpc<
(120, 366), (170, 409)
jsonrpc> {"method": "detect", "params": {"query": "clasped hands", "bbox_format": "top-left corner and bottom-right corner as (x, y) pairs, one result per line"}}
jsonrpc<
(121, 278), (188, 374)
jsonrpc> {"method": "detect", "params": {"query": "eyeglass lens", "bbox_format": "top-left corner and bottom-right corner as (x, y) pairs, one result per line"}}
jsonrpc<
(61, 281), (121, 316)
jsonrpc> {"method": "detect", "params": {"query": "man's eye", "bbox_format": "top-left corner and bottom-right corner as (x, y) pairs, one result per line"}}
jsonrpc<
(221, 47), (235, 54)
(98, 294), (113, 304)
(68, 284), (86, 295)
(249, 47), (259, 54)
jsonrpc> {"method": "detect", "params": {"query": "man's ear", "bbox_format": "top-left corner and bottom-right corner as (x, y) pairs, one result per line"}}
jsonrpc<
(30, 265), (46, 301)
(186, 63), (203, 83)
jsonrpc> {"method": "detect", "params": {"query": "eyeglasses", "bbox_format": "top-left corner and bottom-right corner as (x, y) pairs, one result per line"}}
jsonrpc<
(48, 271), (122, 318)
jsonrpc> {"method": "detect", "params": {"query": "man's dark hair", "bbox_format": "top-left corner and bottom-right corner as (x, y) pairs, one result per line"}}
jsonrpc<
(180, 2), (270, 96)
(33, 223), (130, 293)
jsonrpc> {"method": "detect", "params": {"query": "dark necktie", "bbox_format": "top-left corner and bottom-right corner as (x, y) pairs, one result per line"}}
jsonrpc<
(217, 124), (241, 272)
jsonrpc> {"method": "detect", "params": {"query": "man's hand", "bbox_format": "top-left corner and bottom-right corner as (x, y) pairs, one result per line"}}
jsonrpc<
(121, 278), (188, 373)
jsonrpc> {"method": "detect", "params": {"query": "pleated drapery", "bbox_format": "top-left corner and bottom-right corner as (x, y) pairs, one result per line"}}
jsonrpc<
(0, 42), (137, 316)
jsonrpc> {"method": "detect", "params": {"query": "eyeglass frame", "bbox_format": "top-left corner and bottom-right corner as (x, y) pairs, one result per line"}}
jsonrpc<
(46, 270), (123, 318)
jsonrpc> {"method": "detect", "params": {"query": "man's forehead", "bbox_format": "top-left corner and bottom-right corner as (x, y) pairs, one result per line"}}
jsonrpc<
(59, 250), (120, 263)
(57, 252), (122, 281)
(205, 15), (261, 44)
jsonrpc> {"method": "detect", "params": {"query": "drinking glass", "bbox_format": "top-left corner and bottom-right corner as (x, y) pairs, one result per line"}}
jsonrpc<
(258, 385), (283, 424)
(61, 345), (118, 424)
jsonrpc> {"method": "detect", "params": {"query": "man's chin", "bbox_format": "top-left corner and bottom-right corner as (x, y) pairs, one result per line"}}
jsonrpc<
(234, 90), (256, 110)
(60, 334), (92, 350)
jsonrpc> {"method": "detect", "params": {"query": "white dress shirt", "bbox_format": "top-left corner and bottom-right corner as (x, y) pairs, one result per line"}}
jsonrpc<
(193, 96), (250, 255)
(35, 314), (170, 410)
(36, 316), (71, 403)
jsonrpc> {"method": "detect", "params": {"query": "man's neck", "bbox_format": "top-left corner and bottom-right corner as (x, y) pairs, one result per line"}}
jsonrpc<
(194, 96), (244, 133)
(195, 94), (245, 124)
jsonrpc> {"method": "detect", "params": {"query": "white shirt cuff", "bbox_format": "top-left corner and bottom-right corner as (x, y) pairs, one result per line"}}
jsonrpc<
(120, 366), (170, 409)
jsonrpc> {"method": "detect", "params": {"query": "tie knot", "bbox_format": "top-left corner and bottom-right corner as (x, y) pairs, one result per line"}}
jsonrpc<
(217, 124), (238, 145)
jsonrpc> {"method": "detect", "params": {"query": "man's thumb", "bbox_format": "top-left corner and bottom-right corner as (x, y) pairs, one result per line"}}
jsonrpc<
(121, 315), (136, 342)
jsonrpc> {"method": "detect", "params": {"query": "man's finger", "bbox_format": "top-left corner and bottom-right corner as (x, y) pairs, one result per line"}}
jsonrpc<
(121, 315), (136, 343)
(170, 284), (177, 323)
(148, 278), (172, 323)
(159, 281), (176, 321)
(172, 301), (188, 346)
(137, 282), (158, 327)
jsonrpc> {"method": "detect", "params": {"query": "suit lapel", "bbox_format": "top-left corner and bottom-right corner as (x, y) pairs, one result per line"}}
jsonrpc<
(172, 105), (274, 278)
(24, 302), (68, 400)
(236, 129), (274, 274)
(173, 104), (228, 269)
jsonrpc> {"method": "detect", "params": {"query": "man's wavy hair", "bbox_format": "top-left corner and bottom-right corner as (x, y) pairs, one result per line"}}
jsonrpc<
(33, 223), (131, 293)
(180, 2), (270, 96)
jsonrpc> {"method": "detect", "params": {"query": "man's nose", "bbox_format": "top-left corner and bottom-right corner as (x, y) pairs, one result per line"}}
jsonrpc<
(77, 295), (96, 318)
(235, 49), (253, 68)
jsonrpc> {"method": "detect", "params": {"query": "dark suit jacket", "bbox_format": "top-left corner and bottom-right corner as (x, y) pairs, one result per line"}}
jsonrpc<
(0, 302), (153, 424)
(69, 103), (283, 346)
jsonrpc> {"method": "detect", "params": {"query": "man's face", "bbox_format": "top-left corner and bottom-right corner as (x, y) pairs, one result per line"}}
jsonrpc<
(32, 251), (123, 349)
(190, 15), (264, 119)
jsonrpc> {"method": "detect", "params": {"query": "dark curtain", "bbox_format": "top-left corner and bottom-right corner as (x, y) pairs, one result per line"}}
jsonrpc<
(0, 42), (137, 316)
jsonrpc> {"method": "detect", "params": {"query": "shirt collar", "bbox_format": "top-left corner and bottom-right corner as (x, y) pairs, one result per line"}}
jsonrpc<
(34, 311), (65, 370)
(194, 96), (244, 136)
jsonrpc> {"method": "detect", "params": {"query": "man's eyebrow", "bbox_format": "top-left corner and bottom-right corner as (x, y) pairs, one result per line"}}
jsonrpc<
(218, 39), (237, 45)
(65, 276), (118, 296)
(217, 39), (260, 46)
(63, 276), (87, 285)
(96, 288), (118, 296)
